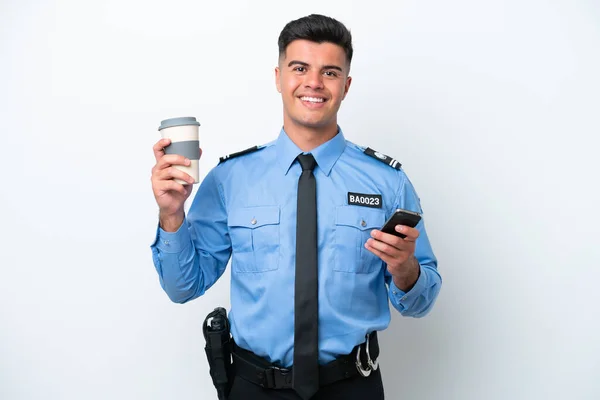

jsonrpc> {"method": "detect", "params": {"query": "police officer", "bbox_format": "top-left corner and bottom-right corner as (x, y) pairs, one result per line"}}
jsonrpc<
(150, 14), (441, 400)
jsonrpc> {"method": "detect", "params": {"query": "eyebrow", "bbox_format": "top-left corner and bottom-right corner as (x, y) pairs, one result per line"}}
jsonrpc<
(287, 60), (343, 72)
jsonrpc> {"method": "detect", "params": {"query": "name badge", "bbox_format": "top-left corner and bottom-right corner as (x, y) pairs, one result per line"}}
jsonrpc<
(348, 192), (382, 208)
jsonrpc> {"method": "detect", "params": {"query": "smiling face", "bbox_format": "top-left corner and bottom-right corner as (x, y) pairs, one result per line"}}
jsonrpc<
(275, 39), (352, 139)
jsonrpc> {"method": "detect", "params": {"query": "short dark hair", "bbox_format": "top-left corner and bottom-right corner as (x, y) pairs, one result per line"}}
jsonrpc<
(278, 14), (353, 66)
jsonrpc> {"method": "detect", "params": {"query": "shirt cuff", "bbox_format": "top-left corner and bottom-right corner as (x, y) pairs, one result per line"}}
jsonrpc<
(389, 264), (427, 310)
(150, 219), (191, 254)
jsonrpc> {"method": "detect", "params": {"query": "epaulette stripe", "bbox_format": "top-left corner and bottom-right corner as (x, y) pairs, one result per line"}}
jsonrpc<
(364, 147), (402, 170)
(218, 145), (261, 164)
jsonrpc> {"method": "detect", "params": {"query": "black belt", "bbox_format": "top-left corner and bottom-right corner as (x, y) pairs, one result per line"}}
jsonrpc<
(232, 332), (380, 390)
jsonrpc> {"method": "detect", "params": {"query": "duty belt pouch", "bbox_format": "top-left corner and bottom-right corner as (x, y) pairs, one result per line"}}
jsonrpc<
(203, 307), (233, 400)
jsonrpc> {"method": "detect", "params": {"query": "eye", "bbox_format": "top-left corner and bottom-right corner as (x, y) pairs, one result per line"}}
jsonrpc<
(324, 70), (339, 77)
(294, 66), (306, 73)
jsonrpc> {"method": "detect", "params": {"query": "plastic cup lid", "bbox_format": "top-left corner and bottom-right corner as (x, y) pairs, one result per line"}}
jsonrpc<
(158, 116), (200, 131)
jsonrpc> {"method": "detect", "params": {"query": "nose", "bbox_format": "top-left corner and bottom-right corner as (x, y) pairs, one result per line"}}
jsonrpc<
(304, 70), (324, 90)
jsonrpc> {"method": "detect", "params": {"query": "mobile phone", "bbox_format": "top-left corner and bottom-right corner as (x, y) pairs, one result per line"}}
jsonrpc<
(381, 208), (422, 238)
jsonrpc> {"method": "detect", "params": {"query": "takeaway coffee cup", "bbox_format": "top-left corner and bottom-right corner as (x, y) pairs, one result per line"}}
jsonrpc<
(158, 116), (201, 185)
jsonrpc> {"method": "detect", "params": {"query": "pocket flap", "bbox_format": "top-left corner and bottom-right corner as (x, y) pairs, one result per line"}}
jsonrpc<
(228, 206), (280, 228)
(335, 206), (386, 231)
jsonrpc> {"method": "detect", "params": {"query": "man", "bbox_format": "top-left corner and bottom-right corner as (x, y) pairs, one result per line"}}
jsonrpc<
(150, 14), (441, 400)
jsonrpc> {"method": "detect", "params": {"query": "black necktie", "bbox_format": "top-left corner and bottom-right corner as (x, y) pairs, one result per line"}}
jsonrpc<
(293, 154), (319, 400)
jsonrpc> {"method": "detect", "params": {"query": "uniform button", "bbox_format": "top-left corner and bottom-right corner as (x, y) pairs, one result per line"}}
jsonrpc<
(361, 220), (367, 227)
(402, 296), (408, 301)
(163, 240), (169, 245)
(251, 218), (257, 225)
(392, 290), (397, 295)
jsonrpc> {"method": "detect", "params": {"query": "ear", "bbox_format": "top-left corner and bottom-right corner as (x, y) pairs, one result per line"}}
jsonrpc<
(275, 67), (281, 93)
(342, 76), (352, 100)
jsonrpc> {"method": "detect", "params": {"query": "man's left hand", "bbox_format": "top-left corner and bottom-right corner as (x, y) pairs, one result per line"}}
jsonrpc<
(365, 225), (420, 292)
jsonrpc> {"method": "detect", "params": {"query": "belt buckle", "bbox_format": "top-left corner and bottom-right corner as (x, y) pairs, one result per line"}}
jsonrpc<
(265, 366), (291, 389)
(355, 334), (378, 377)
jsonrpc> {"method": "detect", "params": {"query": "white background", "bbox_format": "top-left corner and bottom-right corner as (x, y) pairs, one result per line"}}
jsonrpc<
(1, 0), (599, 399)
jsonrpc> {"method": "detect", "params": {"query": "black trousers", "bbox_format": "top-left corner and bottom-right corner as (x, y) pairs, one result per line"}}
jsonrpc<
(228, 367), (385, 400)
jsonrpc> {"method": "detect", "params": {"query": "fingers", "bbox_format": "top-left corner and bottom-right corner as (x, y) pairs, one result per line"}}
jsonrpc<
(155, 178), (189, 196)
(153, 138), (171, 162)
(151, 138), (202, 197)
(154, 166), (195, 185)
(364, 240), (395, 265)
(155, 154), (191, 170)
(365, 226), (419, 258)
(151, 139), (196, 189)
(395, 225), (419, 242)
(153, 138), (190, 168)
(365, 235), (404, 257)
(372, 226), (419, 244)
(153, 139), (203, 169)
(152, 139), (192, 176)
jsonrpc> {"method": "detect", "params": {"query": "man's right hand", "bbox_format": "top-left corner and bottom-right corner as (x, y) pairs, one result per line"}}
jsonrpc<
(151, 138), (200, 232)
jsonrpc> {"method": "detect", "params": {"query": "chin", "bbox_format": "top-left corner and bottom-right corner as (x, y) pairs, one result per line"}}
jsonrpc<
(298, 116), (333, 130)
(301, 121), (326, 129)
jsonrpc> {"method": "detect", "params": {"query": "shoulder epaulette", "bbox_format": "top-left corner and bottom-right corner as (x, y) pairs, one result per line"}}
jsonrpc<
(219, 145), (263, 164)
(363, 147), (402, 170)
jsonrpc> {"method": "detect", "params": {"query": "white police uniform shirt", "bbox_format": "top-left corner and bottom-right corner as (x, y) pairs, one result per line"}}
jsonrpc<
(150, 127), (442, 367)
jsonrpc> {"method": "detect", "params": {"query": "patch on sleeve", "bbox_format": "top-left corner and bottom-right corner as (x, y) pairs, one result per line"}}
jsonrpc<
(218, 145), (261, 164)
(364, 147), (402, 170)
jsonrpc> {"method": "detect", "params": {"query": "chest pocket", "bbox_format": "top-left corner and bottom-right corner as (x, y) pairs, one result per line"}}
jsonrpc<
(227, 206), (280, 273)
(334, 206), (386, 274)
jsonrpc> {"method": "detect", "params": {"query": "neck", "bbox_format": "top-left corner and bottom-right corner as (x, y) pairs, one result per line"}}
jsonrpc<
(283, 120), (339, 152)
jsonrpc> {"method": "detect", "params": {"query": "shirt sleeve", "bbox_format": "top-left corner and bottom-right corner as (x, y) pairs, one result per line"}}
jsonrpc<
(150, 168), (231, 303)
(385, 171), (442, 317)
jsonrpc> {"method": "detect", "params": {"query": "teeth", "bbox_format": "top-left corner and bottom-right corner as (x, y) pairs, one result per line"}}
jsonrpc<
(301, 96), (324, 103)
